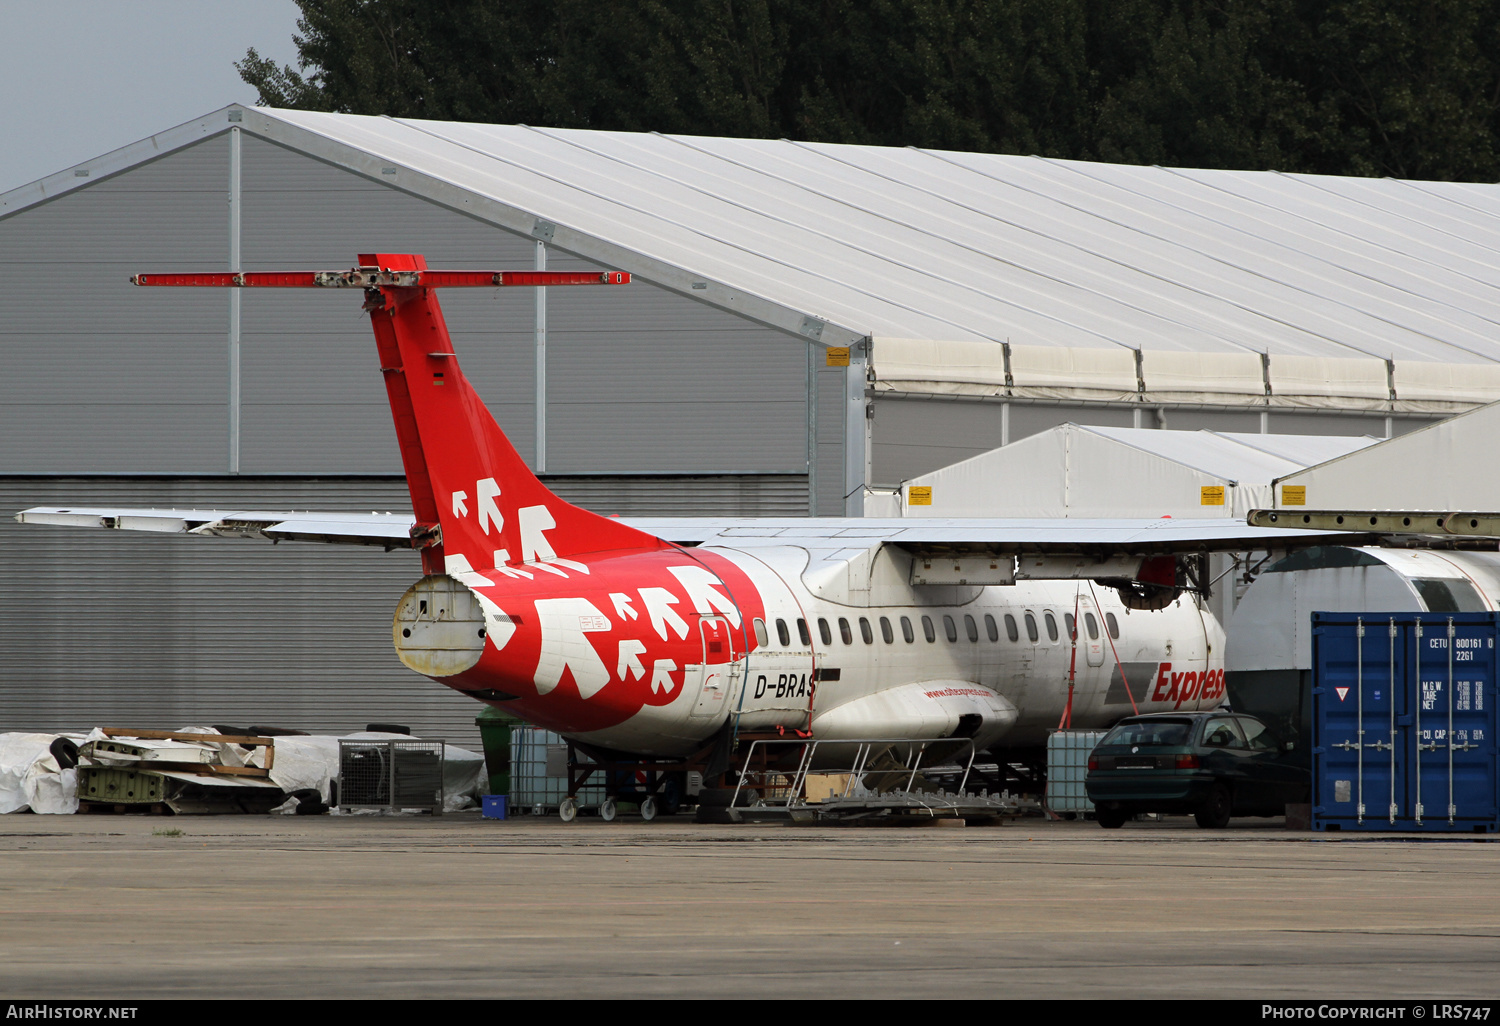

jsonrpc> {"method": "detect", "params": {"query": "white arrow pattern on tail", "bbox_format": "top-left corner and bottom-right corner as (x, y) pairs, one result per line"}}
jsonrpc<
(651, 659), (678, 694)
(533, 598), (612, 699)
(616, 640), (647, 682)
(478, 477), (502, 535)
(611, 592), (638, 621)
(519, 504), (588, 574)
(639, 587), (689, 641)
(667, 565), (741, 627)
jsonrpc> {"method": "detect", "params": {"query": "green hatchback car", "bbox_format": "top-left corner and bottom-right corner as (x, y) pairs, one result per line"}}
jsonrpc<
(1085, 711), (1308, 829)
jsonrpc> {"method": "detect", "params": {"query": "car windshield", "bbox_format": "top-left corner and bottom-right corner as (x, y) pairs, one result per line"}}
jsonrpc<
(1101, 720), (1194, 747)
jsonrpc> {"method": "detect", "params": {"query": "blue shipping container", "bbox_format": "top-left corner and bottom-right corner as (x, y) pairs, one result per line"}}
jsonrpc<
(1311, 612), (1499, 833)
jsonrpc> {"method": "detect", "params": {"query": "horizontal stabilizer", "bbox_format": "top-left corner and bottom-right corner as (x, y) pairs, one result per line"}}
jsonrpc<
(132, 268), (630, 289)
(15, 508), (415, 547)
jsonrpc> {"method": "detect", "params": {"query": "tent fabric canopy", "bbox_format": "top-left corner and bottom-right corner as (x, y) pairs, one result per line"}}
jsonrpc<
(871, 338), (1500, 411)
(897, 424), (1378, 519)
(1273, 400), (1500, 510)
(10, 104), (1500, 405)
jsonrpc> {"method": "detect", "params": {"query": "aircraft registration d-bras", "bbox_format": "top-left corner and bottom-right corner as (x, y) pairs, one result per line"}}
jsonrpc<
(17, 254), (1377, 763)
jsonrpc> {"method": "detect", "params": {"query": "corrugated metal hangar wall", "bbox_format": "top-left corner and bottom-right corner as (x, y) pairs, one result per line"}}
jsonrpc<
(0, 130), (836, 749)
(8, 103), (1500, 749)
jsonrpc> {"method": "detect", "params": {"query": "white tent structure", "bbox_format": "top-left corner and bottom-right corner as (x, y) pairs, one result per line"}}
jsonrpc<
(1272, 400), (1500, 510)
(890, 424), (1378, 519)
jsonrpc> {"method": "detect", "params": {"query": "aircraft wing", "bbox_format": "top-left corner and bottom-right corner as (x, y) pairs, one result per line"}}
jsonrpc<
(17, 506), (1375, 553)
(618, 516), (1378, 552)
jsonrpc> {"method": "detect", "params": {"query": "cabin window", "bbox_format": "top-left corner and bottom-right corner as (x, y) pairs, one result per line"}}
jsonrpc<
(963, 614), (978, 642)
(838, 617), (853, 645)
(859, 617), (874, 645)
(1105, 612), (1120, 640)
(1084, 612), (1100, 640)
(922, 616), (936, 643)
(880, 616), (894, 644)
(753, 618), (768, 647)
(818, 618), (833, 646)
(1024, 612), (1039, 643)
(1004, 614), (1019, 642)
(776, 619), (790, 646)
(797, 619), (810, 646)
(984, 614), (999, 642)
(1064, 612), (1076, 640)
(1044, 612), (1059, 643)
(900, 616), (915, 643)
(943, 615), (958, 642)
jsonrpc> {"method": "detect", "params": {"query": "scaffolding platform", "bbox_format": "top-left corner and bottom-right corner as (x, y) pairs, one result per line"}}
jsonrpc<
(724, 737), (1025, 824)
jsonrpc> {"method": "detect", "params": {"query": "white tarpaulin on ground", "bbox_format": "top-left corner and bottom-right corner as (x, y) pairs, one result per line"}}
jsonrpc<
(0, 731), (100, 814)
(0, 728), (486, 814)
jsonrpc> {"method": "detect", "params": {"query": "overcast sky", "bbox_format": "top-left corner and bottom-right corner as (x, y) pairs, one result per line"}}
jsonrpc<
(0, 1), (303, 193)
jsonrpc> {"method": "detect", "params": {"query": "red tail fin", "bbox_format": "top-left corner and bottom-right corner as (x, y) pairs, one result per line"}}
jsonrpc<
(363, 253), (666, 574)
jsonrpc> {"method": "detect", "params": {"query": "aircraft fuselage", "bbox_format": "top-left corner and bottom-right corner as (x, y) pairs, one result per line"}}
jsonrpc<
(394, 538), (1223, 757)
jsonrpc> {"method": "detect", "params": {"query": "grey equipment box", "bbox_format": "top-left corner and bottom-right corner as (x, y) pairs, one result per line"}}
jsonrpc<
(338, 738), (445, 815)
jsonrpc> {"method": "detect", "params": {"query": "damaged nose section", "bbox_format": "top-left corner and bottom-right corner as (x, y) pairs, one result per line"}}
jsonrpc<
(392, 574), (513, 677)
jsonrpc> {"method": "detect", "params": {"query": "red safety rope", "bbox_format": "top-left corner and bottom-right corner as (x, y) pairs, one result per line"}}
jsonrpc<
(1058, 589), (1081, 729)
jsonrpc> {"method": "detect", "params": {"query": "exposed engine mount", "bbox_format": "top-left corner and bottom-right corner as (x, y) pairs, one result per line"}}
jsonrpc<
(1102, 554), (1183, 610)
(392, 575), (487, 677)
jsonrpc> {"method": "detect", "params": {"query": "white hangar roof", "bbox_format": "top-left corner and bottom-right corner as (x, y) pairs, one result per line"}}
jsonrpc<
(892, 424), (1380, 519)
(9, 104), (1500, 408)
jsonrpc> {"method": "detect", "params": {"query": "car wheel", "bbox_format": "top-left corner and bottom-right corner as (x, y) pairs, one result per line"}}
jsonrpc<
(1095, 807), (1128, 829)
(1194, 783), (1232, 829)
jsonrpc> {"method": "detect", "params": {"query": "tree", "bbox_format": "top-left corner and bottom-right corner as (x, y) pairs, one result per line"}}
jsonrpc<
(1290, 0), (1500, 180)
(237, 0), (1500, 181)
